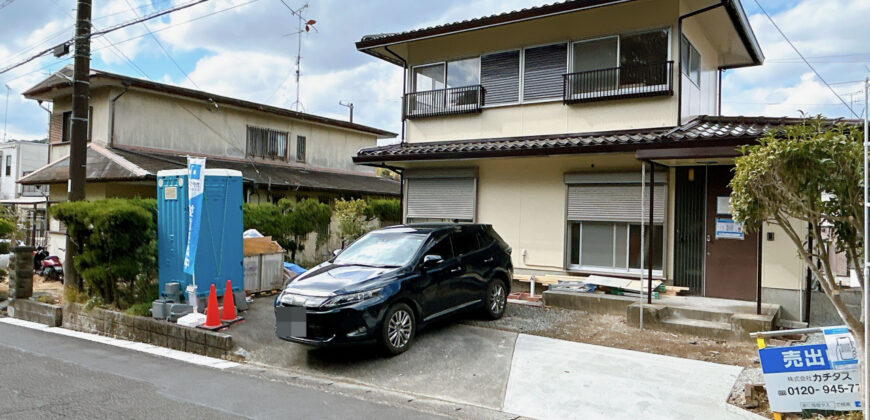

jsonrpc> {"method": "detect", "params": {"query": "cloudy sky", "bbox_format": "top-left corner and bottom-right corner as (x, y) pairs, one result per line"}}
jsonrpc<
(0, 0), (867, 142)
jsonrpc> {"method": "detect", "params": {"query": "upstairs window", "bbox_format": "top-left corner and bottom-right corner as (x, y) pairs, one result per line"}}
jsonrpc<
(246, 126), (288, 160)
(680, 35), (701, 86)
(5, 155), (10, 176)
(412, 58), (480, 92)
(568, 29), (670, 97)
(60, 107), (93, 143)
(296, 135), (306, 162)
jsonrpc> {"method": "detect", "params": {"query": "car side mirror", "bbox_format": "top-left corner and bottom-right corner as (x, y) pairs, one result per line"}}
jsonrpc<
(422, 254), (443, 268)
(332, 249), (342, 257)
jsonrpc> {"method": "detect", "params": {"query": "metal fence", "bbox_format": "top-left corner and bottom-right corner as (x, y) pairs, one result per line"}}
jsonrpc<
(404, 85), (485, 119)
(563, 61), (674, 104)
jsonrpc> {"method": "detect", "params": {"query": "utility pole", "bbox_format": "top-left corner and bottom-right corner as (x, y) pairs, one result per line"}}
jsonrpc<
(65, 0), (92, 290)
(339, 100), (353, 123)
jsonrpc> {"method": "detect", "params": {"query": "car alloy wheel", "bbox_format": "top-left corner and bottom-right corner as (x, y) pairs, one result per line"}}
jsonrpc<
(388, 308), (413, 348)
(490, 282), (506, 314)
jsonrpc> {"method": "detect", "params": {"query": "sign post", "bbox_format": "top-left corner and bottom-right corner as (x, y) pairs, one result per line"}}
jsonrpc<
(184, 157), (205, 310)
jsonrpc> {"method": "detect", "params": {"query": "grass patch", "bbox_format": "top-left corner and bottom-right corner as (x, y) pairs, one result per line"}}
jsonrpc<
(124, 302), (152, 317)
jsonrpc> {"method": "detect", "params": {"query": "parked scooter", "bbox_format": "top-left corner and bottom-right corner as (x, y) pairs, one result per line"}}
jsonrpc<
(33, 246), (63, 282)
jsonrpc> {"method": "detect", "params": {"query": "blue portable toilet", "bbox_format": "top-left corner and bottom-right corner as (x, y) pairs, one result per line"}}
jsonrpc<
(157, 168), (244, 300)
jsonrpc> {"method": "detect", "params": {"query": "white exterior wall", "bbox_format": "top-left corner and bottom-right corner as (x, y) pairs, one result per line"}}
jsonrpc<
(680, 18), (721, 122)
(0, 142), (49, 200)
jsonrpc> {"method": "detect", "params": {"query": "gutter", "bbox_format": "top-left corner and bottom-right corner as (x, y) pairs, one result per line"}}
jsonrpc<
(108, 84), (130, 148)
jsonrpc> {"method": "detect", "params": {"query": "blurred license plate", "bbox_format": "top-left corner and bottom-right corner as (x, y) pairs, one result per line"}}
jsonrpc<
(276, 306), (306, 337)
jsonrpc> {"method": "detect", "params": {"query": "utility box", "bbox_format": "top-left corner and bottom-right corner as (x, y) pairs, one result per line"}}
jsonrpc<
(157, 169), (244, 299)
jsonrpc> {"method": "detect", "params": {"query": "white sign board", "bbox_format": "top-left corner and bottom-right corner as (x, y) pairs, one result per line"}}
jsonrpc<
(715, 218), (744, 240)
(716, 196), (732, 215)
(759, 327), (860, 413)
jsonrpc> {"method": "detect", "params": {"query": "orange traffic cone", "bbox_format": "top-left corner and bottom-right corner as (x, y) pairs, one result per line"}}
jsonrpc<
(200, 284), (222, 330)
(221, 280), (239, 322)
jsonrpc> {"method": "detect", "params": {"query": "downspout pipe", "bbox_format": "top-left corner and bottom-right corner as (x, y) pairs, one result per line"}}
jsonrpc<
(677, 1), (726, 126)
(383, 46), (408, 146)
(108, 83), (130, 149)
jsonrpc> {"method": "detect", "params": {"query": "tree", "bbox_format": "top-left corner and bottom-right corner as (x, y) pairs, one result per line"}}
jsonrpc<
(730, 117), (865, 377)
(50, 198), (157, 308)
(243, 198), (331, 262)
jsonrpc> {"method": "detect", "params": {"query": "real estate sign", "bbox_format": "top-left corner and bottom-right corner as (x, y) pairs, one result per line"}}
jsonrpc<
(759, 327), (860, 413)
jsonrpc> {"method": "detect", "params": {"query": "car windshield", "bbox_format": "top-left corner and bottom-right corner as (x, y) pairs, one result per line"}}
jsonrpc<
(334, 231), (427, 267)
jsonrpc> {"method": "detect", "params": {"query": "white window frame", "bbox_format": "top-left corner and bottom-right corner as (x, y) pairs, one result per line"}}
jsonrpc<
(410, 57), (482, 93)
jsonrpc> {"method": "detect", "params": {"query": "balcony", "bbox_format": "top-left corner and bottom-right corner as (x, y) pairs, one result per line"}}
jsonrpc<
(404, 85), (485, 119)
(21, 184), (44, 197)
(563, 61), (674, 104)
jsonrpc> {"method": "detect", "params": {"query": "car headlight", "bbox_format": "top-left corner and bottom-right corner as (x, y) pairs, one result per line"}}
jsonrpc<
(279, 292), (329, 308)
(322, 288), (382, 308)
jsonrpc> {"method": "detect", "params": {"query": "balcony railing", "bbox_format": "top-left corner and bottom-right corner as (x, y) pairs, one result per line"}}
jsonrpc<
(563, 61), (674, 104)
(404, 85), (485, 119)
(21, 184), (44, 197)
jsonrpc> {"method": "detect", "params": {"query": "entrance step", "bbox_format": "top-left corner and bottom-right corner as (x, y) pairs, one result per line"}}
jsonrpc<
(666, 306), (733, 324)
(660, 317), (734, 340)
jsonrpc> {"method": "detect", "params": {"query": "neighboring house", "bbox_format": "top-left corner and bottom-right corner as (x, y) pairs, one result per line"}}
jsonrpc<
(352, 0), (838, 321)
(0, 140), (49, 201)
(20, 66), (399, 263)
(0, 139), (50, 246)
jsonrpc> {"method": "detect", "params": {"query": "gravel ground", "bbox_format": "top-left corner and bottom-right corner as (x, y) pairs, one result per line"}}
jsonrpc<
(462, 302), (761, 366)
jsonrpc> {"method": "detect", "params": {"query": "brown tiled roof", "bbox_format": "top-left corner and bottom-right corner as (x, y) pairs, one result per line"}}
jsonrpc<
(20, 145), (400, 196)
(357, 0), (762, 68)
(353, 116), (858, 163)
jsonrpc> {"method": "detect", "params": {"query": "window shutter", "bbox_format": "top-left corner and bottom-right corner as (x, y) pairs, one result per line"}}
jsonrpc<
(523, 43), (567, 101)
(406, 177), (476, 221)
(565, 172), (667, 223)
(480, 51), (520, 105)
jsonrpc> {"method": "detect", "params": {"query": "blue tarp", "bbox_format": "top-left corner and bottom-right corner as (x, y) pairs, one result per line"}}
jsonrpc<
(283, 262), (306, 274)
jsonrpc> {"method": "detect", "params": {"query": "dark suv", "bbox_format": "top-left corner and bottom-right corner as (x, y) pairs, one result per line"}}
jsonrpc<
(274, 224), (512, 355)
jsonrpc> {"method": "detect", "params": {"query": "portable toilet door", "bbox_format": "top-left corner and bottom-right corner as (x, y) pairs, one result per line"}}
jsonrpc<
(156, 168), (244, 299)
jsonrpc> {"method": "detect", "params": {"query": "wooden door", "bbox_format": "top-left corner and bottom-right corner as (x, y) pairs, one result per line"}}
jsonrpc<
(704, 166), (758, 301)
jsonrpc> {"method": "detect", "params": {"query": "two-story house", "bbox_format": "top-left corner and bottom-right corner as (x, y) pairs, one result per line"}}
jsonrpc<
(353, 0), (826, 322)
(0, 139), (50, 246)
(20, 66), (399, 263)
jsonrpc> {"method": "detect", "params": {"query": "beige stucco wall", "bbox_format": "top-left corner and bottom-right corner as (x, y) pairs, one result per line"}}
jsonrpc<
(761, 221), (806, 290)
(402, 0), (682, 143)
(110, 89), (377, 174)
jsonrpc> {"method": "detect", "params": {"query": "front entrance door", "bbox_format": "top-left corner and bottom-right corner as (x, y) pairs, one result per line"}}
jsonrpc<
(703, 166), (758, 301)
(673, 167), (705, 293)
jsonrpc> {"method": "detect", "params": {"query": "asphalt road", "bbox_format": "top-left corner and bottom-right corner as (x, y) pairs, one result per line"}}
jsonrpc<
(0, 322), (446, 420)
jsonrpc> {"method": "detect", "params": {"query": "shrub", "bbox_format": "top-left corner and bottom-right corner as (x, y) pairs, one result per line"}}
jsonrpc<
(51, 198), (157, 309)
(366, 198), (401, 224)
(125, 302), (153, 317)
(243, 198), (332, 262)
(334, 198), (369, 243)
(0, 242), (9, 255)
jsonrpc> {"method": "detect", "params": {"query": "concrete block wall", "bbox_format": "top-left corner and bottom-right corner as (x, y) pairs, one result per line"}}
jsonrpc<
(9, 299), (62, 326)
(63, 303), (234, 359)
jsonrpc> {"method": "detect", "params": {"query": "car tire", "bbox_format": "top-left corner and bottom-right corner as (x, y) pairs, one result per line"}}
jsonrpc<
(380, 303), (415, 356)
(483, 279), (507, 320)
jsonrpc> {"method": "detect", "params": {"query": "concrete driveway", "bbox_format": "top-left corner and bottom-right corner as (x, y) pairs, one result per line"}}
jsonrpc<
(231, 297), (517, 410)
(231, 298), (763, 419)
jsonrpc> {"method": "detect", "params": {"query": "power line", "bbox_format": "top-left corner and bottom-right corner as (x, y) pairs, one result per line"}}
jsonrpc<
(0, 0), (17, 12)
(0, 0), (212, 76)
(121, 0), (201, 90)
(752, 0), (859, 118)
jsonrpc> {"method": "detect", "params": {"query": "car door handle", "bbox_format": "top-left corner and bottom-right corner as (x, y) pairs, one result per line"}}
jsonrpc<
(483, 257), (494, 263)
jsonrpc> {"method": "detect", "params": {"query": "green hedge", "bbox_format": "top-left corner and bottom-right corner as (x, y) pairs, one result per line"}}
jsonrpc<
(50, 198), (157, 309)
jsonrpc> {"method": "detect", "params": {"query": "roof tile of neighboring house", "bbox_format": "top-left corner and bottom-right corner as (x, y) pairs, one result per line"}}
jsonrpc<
(353, 115), (858, 162)
(20, 145), (400, 196)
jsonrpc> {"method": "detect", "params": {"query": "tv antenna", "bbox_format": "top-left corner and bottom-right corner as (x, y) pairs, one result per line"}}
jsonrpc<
(283, 3), (316, 112)
(339, 100), (354, 123)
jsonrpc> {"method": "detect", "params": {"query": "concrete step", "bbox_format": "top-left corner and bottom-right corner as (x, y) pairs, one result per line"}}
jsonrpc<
(660, 317), (735, 340)
(666, 306), (734, 324)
